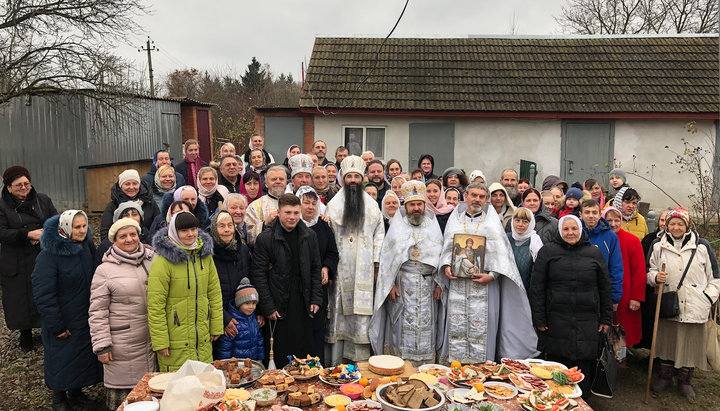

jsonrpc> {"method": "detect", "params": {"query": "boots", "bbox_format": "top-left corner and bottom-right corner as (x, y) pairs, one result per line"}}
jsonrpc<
(19, 329), (33, 351)
(66, 388), (96, 408)
(51, 391), (74, 411)
(651, 360), (675, 393)
(677, 367), (696, 399)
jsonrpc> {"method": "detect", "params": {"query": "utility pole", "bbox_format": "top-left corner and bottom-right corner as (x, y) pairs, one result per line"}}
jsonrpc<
(139, 37), (158, 96)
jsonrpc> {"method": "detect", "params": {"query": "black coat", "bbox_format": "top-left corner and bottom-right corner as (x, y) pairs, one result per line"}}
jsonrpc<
(32, 216), (102, 390)
(530, 230), (613, 361)
(250, 219), (323, 318)
(309, 220), (339, 330)
(218, 172), (241, 194)
(213, 237), (251, 327)
(0, 187), (57, 329)
(100, 181), (161, 241)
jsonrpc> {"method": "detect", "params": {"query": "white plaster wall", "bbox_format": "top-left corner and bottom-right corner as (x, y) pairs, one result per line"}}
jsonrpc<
(613, 119), (717, 211)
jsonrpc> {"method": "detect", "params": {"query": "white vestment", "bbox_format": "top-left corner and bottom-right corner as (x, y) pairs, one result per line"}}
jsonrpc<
(325, 188), (385, 363)
(369, 210), (443, 361)
(245, 194), (278, 246)
(437, 203), (538, 363)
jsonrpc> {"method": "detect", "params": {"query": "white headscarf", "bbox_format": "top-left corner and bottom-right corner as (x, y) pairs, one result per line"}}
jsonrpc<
(296, 186), (321, 227)
(168, 211), (198, 249)
(58, 210), (87, 241)
(558, 214), (583, 243)
(510, 207), (543, 261)
(381, 190), (400, 221)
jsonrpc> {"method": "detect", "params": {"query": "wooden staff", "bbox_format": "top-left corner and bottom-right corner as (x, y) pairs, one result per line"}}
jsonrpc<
(645, 263), (666, 404)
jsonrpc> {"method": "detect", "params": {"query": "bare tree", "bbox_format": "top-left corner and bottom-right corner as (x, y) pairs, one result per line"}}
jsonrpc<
(0, 0), (149, 105)
(555, 0), (718, 34)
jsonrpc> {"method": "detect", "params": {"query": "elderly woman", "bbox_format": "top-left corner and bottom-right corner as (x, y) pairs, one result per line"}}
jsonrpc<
(209, 210), (252, 357)
(239, 170), (263, 204)
(512, 188), (558, 245)
(602, 207), (646, 351)
(224, 193), (249, 243)
(95, 201), (151, 267)
(148, 211), (223, 371)
(312, 166), (336, 204)
(530, 215), (612, 398)
(197, 166), (230, 215)
(425, 179), (455, 233)
(148, 200), (192, 239)
(0, 166), (57, 351)
(507, 207), (543, 296)
(381, 191), (400, 232)
(100, 169), (160, 241)
(175, 139), (208, 189)
(156, 185), (209, 232)
(489, 182), (516, 228)
(647, 207), (720, 398)
(469, 169), (486, 184)
(151, 164), (177, 208)
(297, 186), (338, 363)
(89, 218), (156, 409)
(32, 210), (102, 410)
(442, 167), (468, 200)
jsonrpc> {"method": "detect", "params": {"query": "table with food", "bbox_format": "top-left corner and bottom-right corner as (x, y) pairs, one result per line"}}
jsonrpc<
(117, 354), (593, 411)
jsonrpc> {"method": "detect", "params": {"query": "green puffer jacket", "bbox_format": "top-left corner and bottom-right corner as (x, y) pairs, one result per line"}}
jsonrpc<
(148, 228), (223, 371)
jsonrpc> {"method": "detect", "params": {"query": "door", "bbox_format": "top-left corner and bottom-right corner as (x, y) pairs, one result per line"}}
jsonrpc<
(408, 123), (454, 177)
(196, 109), (212, 163)
(264, 117), (304, 163)
(561, 121), (614, 187)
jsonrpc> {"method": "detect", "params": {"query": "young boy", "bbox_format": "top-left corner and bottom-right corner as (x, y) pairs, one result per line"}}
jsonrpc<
(216, 278), (265, 360)
(557, 187), (583, 218)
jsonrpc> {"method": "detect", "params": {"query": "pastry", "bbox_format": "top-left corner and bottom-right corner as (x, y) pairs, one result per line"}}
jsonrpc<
(368, 355), (405, 376)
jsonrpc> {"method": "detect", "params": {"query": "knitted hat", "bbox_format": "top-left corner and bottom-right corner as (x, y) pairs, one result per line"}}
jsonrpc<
(666, 206), (690, 228)
(288, 154), (313, 177)
(609, 168), (627, 184)
(3, 166), (31, 186)
(469, 169), (486, 183)
(614, 186), (629, 209)
(234, 277), (259, 307)
(118, 169), (140, 186)
(401, 180), (426, 203)
(108, 218), (141, 242)
(112, 200), (144, 222)
(565, 187), (583, 201)
(340, 155), (365, 177)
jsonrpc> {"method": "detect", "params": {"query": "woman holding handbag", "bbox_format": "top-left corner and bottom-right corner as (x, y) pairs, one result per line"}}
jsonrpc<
(647, 207), (720, 398)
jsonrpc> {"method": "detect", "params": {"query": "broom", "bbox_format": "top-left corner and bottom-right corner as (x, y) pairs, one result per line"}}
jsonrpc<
(268, 319), (277, 370)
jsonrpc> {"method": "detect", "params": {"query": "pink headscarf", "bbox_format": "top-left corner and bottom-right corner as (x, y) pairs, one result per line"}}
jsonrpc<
(425, 181), (455, 215)
(238, 171), (262, 204)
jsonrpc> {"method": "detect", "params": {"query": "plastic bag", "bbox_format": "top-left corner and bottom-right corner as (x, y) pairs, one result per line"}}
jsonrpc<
(160, 360), (226, 411)
(706, 303), (720, 370)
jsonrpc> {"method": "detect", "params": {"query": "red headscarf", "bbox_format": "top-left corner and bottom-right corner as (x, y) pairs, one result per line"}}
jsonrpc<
(238, 171), (262, 204)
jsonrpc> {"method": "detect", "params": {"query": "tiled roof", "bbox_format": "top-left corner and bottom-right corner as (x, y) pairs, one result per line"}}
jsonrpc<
(299, 36), (719, 114)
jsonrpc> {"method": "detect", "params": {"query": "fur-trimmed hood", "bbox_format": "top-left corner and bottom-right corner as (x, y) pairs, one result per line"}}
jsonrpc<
(40, 215), (93, 256)
(152, 227), (213, 264)
(159, 192), (209, 226)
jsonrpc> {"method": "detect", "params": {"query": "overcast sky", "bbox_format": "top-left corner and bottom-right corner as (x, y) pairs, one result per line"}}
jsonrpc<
(116, 0), (566, 85)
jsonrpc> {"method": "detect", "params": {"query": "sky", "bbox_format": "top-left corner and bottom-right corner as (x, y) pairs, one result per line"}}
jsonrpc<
(115, 0), (567, 85)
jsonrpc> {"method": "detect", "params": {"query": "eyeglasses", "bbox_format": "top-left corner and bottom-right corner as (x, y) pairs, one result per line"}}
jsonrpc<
(12, 182), (31, 188)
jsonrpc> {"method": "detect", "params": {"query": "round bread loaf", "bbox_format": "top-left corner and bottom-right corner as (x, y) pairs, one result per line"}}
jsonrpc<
(368, 355), (405, 376)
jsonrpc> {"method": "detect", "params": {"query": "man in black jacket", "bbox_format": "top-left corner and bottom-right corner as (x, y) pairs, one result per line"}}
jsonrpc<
(250, 193), (323, 367)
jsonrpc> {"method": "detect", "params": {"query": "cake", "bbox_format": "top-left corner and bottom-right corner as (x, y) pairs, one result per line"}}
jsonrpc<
(368, 355), (405, 376)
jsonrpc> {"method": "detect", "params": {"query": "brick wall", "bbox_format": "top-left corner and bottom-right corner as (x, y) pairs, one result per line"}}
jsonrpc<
(181, 106), (198, 142)
(302, 114), (314, 152)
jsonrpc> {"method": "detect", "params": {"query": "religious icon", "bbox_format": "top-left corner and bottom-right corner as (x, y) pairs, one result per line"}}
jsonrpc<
(450, 234), (486, 278)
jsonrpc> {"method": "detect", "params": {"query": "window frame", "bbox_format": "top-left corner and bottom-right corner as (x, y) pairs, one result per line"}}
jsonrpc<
(342, 125), (387, 160)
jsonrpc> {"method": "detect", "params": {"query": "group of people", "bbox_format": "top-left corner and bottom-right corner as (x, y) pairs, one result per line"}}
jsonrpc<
(1, 135), (718, 410)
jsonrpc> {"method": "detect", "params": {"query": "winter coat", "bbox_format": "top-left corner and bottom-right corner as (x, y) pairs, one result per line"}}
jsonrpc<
(31, 216), (102, 390)
(309, 219), (339, 331)
(175, 159), (208, 189)
(89, 244), (157, 388)
(615, 228), (646, 346)
(647, 231), (720, 324)
(621, 212), (648, 241)
(250, 219), (323, 318)
(147, 229), (223, 371)
(506, 207), (558, 245)
(530, 230), (613, 361)
(0, 187), (57, 329)
(583, 218), (624, 304)
(213, 237), (251, 327)
(100, 181), (161, 241)
(140, 163), (186, 192)
(218, 172), (241, 194)
(216, 301), (264, 360)
(243, 148), (274, 167)
(94, 228), (152, 267)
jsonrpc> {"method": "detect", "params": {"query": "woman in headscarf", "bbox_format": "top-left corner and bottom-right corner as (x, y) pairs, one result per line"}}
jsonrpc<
(0, 166), (57, 351)
(385, 159), (403, 185)
(530, 214), (613, 399)
(424, 179), (455, 233)
(155, 185), (210, 232)
(282, 144), (301, 168)
(239, 170), (263, 204)
(417, 154), (437, 182)
(148, 211), (223, 371)
(297, 186), (338, 364)
(89, 218), (156, 410)
(444, 187), (462, 208)
(507, 207), (543, 296)
(381, 191), (400, 232)
(224, 193), (249, 244)
(442, 167), (468, 200)
(197, 166), (229, 215)
(208, 210), (252, 358)
(312, 166), (336, 204)
(148, 200), (192, 239)
(488, 182), (516, 228)
(32, 210), (102, 410)
(511, 188), (559, 245)
(613, 187), (648, 241)
(152, 164), (177, 208)
(647, 207), (720, 398)
(469, 170), (486, 184)
(246, 148), (267, 187)
(174, 139), (207, 189)
(100, 169), (160, 241)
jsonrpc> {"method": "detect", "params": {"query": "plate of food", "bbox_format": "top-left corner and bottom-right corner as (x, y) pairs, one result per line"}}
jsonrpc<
(346, 399), (382, 411)
(445, 388), (485, 405)
(448, 366), (486, 388)
(283, 355), (323, 380)
(255, 373), (296, 392)
(482, 382), (517, 400)
(472, 402), (503, 411)
(214, 357), (266, 388)
(508, 374), (549, 393)
(516, 389), (579, 410)
(500, 358), (531, 375)
(319, 364), (361, 386)
(286, 384), (323, 407)
(418, 364), (451, 378)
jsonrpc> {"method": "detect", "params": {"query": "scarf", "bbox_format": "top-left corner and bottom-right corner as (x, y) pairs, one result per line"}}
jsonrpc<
(381, 190), (400, 221)
(296, 186), (320, 227)
(184, 154), (203, 188)
(558, 214), (582, 236)
(154, 169), (176, 194)
(238, 171), (262, 204)
(197, 180), (218, 199)
(168, 211), (198, 250)
(173, 185), (196, 202)
(511, 207), (543, 260)
(58, 210), (87, 240)
(614, 187), (638, 221)
(110, 242), (146, 263)
(210, 211), (237, 250)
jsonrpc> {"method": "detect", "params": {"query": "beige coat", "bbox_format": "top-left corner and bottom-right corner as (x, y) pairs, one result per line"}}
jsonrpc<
(647, 231), (720, 324)
(89, 244), (157, 388)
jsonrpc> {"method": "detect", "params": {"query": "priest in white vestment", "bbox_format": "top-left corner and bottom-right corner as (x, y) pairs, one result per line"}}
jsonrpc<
(326, 155), (385, 363)
(245, 165), (287, 246)
(437, 182), (538, 363)
(369, 180), (444, 363)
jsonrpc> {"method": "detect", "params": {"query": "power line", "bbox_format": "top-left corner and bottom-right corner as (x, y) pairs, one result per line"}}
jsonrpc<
(138, 36), (158, 96)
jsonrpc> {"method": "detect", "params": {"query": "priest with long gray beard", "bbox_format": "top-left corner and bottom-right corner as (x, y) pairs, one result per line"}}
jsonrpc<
(369, 180), (444, 365)
(325, 155), (385, 364)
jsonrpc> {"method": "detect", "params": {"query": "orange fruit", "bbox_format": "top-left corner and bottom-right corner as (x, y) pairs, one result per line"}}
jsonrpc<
(473, 382), (484, 392)
(390, 375), (398, 382)
(450, 361), (462, 369)
(358, 377), (369, 387)
(335, 406), (346, 411)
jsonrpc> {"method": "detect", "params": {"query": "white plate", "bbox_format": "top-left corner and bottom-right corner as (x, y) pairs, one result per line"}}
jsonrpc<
(418, 364), (451, 372)
(282, 365), (323, 380)
(445, 388), (484, 405)
(147, 373), (176, 392)
(482, 381), (518, 400)
(509, 373), (549, 393)
(346, 399), (382, 411)
(319, 370), (361, 386)
(522, 359), (568, 370)
(123, 398), (159, 411)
